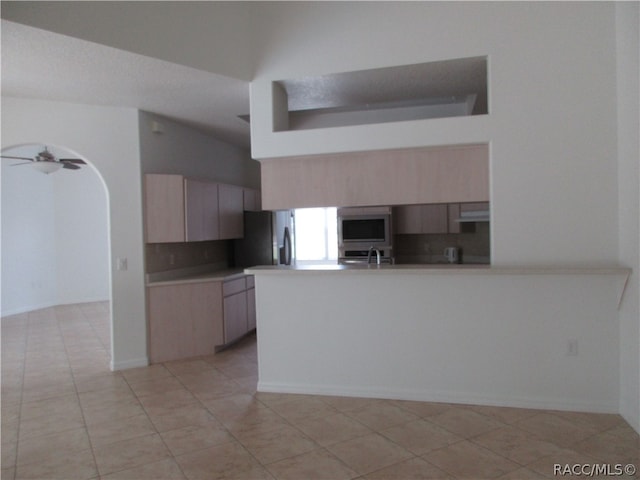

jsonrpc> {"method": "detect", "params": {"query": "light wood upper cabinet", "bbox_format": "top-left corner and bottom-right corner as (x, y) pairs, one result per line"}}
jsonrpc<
(144, 174), (185, 243)
(260, 144), (489, 210)
(144, 174), (246, 243)
(393, 204), (448, 234)
(460, 202), (490, 214)
(395, 202), (489, 234)
(448, 202), (490, 234)
(185, 179), (219, 242)
(218, 184), (244, 239)
(448, 203), (462, 234)
(243, 188), (262, 212)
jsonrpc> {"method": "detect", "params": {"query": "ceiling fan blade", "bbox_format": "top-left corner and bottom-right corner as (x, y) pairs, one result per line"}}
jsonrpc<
(60, 158), (86, 164)
(2, 155), (33, 161)
(10, 162), (34, 166)
(62, 162), (81, 170)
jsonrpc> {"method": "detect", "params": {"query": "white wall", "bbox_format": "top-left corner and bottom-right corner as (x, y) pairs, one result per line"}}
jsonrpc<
(247, 2), (638, 430)
(255, 269), (626, 413)
(615, 2), (640, 432)
(1, 145), (109, 315)
(53, 161), (109, 306)
(139, 111), (260, 188)
(1, 146), (57, 313)
(249, 2), (619, 268)
(1, 97), (146, 370)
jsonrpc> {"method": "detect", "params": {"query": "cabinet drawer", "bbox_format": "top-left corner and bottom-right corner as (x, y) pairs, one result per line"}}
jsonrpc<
(223, 291), (248, 344)
(246, 275), (255, 289)
(223, 277), (246, 296)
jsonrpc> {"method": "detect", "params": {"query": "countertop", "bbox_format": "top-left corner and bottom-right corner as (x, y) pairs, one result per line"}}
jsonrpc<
(246, 263), (631, 307)
(245, 263), (631, 276)
(146, 265), (248, 286)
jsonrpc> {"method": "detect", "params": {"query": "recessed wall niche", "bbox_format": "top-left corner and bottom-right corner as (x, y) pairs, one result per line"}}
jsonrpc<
(272, 56), (488, 131)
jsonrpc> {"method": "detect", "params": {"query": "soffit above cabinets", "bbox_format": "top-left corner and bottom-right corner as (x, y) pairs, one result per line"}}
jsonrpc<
(274, 56), (487, 130)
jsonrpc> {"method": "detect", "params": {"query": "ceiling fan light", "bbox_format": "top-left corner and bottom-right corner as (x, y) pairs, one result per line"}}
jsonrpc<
(32, 161), (62, 174)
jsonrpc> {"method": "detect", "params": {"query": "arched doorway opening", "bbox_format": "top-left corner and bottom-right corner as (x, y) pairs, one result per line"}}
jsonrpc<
(1, 143), (112, 369)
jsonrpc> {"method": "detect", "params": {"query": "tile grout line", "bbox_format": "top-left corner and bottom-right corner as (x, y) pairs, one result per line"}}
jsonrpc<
(55, 304), (101, 480)
(114, 362), (181, 478)
(6, 311), (29, 479)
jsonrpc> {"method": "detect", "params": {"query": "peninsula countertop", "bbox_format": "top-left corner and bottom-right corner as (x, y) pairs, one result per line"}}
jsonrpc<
(245, 263), (631, 276)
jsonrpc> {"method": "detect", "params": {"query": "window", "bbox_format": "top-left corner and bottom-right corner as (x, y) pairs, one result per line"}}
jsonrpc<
(294, 207), (337, 264)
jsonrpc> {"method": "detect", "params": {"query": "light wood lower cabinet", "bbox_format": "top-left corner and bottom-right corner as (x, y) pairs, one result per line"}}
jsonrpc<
(147, 274), (256, 364)
(147, 282), (223, 364)
(223, 291), (248, 344)
(222, 276), (249, 344)
(247, 277), (256, 331)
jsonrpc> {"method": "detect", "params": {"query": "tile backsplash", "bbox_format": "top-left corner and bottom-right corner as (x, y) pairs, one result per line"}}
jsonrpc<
(394, 222), (490, 264)
(145, 240), (232, 273)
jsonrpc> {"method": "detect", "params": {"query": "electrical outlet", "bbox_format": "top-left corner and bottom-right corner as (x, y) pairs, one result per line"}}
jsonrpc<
(116, 257), (128, 271)
(169, 254), (175, 265)
(567, 339), (579, 356)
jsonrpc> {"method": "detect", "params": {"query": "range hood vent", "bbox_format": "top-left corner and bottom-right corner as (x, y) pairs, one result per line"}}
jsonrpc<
(456, 210), (490, 223)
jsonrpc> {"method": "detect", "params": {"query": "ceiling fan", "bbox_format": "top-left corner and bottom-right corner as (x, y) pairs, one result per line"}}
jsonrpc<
(1, 147), (87, 174)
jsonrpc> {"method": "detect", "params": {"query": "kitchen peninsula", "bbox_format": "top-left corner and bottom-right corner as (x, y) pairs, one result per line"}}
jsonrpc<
(246, 264), (630, 414)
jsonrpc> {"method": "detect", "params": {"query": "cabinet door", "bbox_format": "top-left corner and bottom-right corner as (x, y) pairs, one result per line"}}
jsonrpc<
(145, 174), (185, 243)
(191, 282), (224, 354)
(148, 283), (223, 363)
(223, 291), (248, 344)
(185, 179), (206, 241)
(393, 204), (448, 234)
(219, 184), (244, 239)
(201, 182), (220, 240)
(185, 179), (219, 241)
(247, 287), (256, 331)
(448, 203), (461, 234)
(148, 284), (193, 363)
(420, 204), (448, 234)
(243, 188), (262, 212)
(393, 205), (423, 234)
(460, 202), (490, 213)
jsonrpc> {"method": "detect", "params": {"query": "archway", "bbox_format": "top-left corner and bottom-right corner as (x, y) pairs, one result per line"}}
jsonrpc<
(1, 143), (112, 366)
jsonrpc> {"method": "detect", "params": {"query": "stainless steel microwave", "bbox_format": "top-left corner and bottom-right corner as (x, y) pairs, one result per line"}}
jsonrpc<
(338, 212), (391, 248)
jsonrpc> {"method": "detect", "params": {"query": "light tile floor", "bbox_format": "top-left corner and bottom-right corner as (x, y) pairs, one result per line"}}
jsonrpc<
(2, 302), (638, 480)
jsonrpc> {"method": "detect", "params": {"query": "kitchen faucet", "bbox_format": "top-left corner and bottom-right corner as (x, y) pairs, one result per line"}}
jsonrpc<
(367, 246), (381, 265)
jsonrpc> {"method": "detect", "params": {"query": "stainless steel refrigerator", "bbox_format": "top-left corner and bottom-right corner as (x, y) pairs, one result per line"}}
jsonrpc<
(234, 210), (294, 267)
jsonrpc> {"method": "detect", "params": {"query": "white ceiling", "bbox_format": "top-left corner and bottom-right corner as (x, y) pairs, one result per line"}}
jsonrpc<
(2, 17), (487, 151)
(280, 57), (487, 114)
(1, 20), (252, 148)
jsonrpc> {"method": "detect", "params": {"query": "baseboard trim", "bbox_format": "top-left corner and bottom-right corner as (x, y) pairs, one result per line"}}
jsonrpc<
(2, 301), (57, 317)
(1, 298), (111, 318)
(257, 381), (619, 414)
(111, 357), (148, 371)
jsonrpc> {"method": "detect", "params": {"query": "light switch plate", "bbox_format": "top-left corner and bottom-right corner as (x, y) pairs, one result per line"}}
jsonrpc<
(116, 257), (128, 271)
